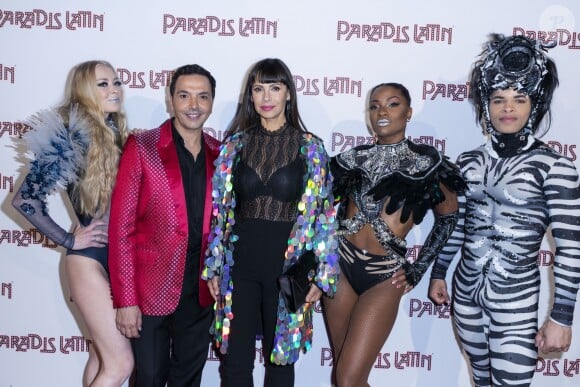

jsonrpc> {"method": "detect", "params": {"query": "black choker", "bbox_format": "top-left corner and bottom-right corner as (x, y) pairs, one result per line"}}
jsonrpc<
(491, 132), (529, 157)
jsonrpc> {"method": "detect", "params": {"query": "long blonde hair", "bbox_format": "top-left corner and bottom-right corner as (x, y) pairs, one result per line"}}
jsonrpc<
(59, 60), (128, 217)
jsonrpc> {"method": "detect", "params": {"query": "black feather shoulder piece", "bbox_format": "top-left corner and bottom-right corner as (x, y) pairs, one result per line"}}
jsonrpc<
(330, 154), (362, 204)
(334, 141), (465, 225)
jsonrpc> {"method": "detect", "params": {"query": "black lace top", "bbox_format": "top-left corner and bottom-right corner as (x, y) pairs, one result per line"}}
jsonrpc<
(233, 124), (305, 222)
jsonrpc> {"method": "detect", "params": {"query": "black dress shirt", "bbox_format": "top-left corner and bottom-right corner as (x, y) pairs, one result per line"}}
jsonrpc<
(172, 123), (206, 294)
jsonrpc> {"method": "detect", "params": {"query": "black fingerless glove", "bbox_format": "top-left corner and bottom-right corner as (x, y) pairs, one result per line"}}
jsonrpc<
(404, 211), (459, 286)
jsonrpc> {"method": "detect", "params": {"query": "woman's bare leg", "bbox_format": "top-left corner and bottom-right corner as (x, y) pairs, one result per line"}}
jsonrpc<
(332, 277), (404, 387)
(323, 275), (358, 385)
(65, 255), (133, 387)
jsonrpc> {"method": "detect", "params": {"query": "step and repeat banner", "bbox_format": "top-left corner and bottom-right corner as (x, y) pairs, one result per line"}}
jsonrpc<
(1, 1), (580, 386)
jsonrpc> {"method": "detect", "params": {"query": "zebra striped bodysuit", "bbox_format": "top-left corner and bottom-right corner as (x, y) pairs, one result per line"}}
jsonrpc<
(431, 138), (580, 386)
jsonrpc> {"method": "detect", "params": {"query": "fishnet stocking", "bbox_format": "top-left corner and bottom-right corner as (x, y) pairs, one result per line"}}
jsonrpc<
(323, 272), (404, 387)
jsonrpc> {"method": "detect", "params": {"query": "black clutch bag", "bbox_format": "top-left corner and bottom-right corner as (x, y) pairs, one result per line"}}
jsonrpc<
(277, 250), (317, 313)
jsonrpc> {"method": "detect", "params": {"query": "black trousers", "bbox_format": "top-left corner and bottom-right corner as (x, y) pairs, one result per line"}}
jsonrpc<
(221, 219), (295, 387)
(132, 257), (212, 387)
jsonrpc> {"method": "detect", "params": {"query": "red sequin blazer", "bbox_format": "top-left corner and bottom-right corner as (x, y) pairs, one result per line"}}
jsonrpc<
(109, 119), (220, 314)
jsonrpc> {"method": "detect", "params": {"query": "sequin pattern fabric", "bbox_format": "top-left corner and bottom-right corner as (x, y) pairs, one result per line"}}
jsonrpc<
(109, 121), (220, 315)
(336, 140), (436, 220)
(203, 131), (339, 364)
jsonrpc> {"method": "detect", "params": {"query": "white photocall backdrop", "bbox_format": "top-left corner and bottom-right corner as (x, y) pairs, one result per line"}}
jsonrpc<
(1, 1), (580, 386)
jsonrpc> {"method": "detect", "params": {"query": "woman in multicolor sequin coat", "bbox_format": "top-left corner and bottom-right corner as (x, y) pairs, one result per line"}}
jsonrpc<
(202, 58), (339, 386)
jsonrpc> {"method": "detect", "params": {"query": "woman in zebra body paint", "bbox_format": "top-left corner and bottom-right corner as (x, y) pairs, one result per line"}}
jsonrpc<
(429, 34), (580, 386)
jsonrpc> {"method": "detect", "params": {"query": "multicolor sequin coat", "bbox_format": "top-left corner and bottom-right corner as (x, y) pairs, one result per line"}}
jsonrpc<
(203, 131), (339, 365)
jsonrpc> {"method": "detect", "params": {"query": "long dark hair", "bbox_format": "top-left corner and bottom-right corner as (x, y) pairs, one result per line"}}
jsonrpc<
(225, 58), (308, 138)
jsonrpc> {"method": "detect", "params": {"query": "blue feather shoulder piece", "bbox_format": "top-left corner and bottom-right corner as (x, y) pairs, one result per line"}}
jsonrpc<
(22, 106), (90, 191)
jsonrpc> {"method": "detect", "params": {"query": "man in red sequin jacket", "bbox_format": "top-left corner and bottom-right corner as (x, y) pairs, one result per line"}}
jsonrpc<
(108, 64), (220, 387)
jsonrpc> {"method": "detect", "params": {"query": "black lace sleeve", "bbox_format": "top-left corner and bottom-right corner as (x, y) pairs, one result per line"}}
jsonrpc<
(12, 174), (75, 249)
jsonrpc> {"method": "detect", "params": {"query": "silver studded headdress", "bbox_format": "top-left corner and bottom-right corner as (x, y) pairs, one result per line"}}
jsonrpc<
(470, 34), (558, 137)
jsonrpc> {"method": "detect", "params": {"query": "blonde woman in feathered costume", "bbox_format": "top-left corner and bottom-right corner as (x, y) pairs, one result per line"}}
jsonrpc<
(12, 60), (133, 386)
